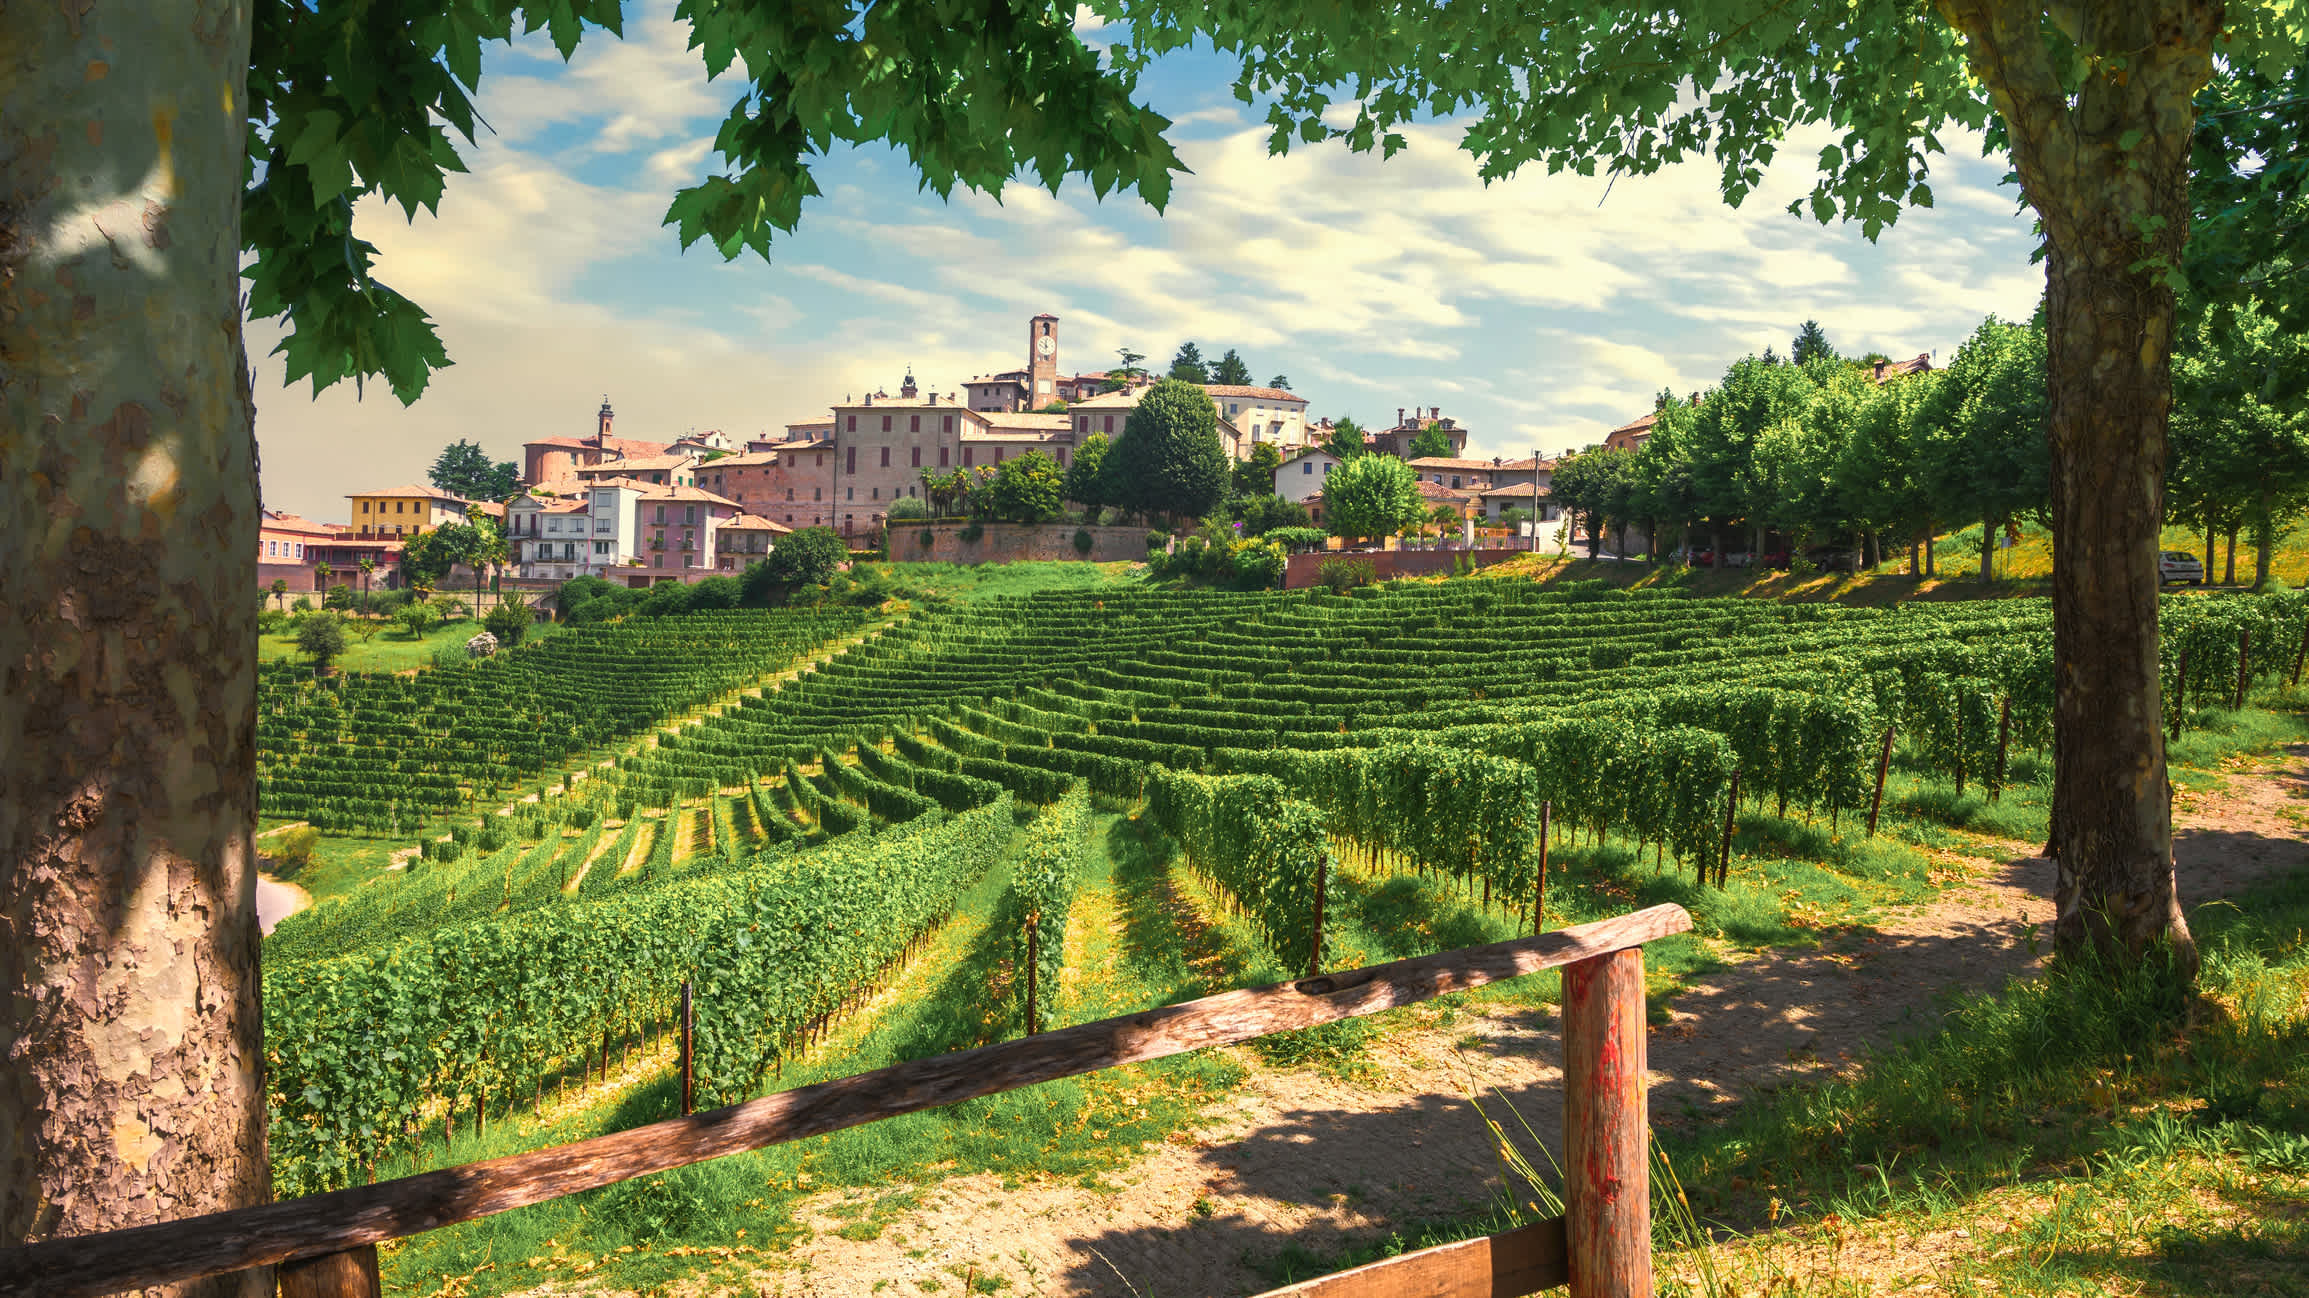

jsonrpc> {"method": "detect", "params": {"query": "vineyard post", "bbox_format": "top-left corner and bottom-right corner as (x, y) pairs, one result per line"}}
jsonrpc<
(1308, 856), (1329, 978)
(1991, 698), (2012, 804)
(2171, 646), (2191, 739)
(1025, 912), (1040, 1036)
(1865, 728), (1895, 838)
(679, 980), (695, 1117)
(2233, 627), (2251, 711)
(1713, 770), (1740, 890)
(1563, 946), (1651, 1297)
(1534, 801), (1552, 935)
(278, 1244), (383, 1298)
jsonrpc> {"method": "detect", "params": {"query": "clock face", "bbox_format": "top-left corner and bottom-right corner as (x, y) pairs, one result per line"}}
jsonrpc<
(1036, 335), (1054, 357)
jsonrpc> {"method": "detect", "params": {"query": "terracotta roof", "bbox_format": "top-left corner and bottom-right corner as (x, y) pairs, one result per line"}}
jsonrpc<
(785, 417), (835, 430)
(1413, 480), (1482, 502)
(975, 413), (1074, 434)
(523, 435), (590, 449)
(1868, 354), (1933, 382)
(261, 511), (344, 537)
(347, 484), (471, 505)
(1202, 384), (1304, 403)
(720, 513), (792, 533)
(701, 451), (784, 468)
(1066, 390), (1142, 410)
(1473, 483), (1554, 499)
(580, 475), (660, 492)
(510, 497), (589, 514)
(1608, 412), (1658, 436)
(576, 453), (696, 473)
(1276, 446), (1336, 466)
(640, 484), (743, 507)
(1409, 456), (1534, 472)
(601, 436), (673, 457)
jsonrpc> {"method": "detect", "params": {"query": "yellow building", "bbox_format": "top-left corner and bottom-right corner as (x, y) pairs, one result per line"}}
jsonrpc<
(346, 484), (472, 539)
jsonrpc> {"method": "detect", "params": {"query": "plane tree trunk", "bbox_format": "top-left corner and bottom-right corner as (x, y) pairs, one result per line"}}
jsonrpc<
(0, 0), (271, 1282)
(1940, 0), (2219, 976)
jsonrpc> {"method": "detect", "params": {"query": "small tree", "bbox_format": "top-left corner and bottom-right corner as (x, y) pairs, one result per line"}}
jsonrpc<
(1234, 441), (1283, 497)
(313, 560), (332, 593)
(1167, 341), (1210, 383)
(483, 593), (533, 646)
(1103, 378), (1229, 525)
(1407, 422), (1454, 460)
(1064, 432), (1111, 512)
(1211, 347), (1253, 385)
(1427, 502), (1461, 543)
(268, 578), (289, 610)
(1322, 416), (1366, 461)
(1103, 347), (1150, 393)
(1269, 374), (1291, 391)
(982, 449), (1067, 523)
(1791, 319), (1839, 366)
(763, 526), (849, 587)
(396, 602), (437, 641)
(297, 611), (349, 675)
(357, 555), (376, 601)
(1324, 455), (1423, 546)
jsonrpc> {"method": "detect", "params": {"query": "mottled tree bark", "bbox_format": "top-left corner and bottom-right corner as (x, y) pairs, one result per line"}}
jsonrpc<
(1, 0), (270, 1284)
(1938, 0), (2219, 974)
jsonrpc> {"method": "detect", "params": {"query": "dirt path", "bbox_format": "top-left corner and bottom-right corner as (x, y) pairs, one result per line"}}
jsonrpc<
(752, 749), (2309, 1297)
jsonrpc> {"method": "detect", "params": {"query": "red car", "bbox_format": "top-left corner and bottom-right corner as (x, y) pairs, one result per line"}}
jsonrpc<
(1760, 548), (1791, 570)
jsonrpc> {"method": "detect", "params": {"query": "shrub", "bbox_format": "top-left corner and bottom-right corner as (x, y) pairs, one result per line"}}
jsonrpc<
(296, 612), (349, 673)
(396, 603), (437, 639)
(1266, 526), (1328, 553)
(570, 594), (623, 624)
(483, 594), (533, 645)
(275, 826), (321, 869)
(763, 526), (849, 586)
(1229, 538), (1287, 590)
(258, 608), (290, 635)
(958, 520), (985, 543)
(886, 496), (930, 521)
(1073, 527), (1095, 555)
(291, 596), (313, 613)
(433, 839), (464, 864)
(1146, 530), (1169, 554)
(919, 528), (935, 549)
(321, 585), (354, 610)
(1318, 557), (1377, 594)
(689, 575), (741, 610)
(431, 595), (467, 620)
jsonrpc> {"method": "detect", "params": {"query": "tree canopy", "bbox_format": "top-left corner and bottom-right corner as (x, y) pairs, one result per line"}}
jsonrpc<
(1322, 454), (1423, 545)
(1104, 378), (1230, 523)
(1166, 342), (1209, 383)
(1322, 417), (1366, 461)
(761, 527), (849, 587)
(1407, 422), (1454, 460)
(1065, 432), (1112, 510)
(1235, 441), (1284, 497)
(429, 439), (522, 502)
(1211, 348), (1253, 385)
(981, 450), (1067, 523)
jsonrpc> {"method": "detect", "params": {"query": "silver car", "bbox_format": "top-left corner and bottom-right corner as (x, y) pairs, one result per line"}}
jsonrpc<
(2159, 550), (2204, 585)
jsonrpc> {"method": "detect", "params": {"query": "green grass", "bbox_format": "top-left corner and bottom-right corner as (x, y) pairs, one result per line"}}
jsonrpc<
(254, 826), (409, 904)
(865, 558), (1148, 602)
(258, 615), (552, 674)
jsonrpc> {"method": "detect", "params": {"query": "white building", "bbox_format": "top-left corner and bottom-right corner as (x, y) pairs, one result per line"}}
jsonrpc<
(507, 479), (649, 580)
(1274, 447), (1343, 506)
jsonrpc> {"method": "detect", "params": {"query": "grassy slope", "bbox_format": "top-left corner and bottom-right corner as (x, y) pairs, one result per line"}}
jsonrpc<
(258, 616), (553, 674)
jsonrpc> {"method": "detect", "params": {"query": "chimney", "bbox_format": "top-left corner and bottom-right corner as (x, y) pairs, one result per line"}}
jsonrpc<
(1493, 456), (1502, 468)
(1397, 407), (1406, 425)
(1430, 406), (1440, 419)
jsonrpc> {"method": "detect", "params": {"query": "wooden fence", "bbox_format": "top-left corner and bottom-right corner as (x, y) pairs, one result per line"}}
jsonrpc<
(0, 904), (1690, 1298)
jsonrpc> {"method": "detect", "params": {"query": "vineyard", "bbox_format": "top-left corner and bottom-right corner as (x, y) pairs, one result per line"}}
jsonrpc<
(258, 578), (2309, 1226)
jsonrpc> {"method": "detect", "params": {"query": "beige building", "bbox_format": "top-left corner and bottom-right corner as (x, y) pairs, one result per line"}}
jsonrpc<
(345, 484), (471, 539)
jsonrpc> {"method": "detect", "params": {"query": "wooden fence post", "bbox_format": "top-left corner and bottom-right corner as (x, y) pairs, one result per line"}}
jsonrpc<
(278, 1246), (382, 1298)
(1563, 947), (1650, 1298)
(1866, 727), (1894, 838)
(1025, 913), (1040, 1035)
(1712, 770), (1740, 889)
(1533, 801), (1553, 936)
(679, 980), (695, 1116)
(2234, 627), (2252, 711)
(1307, 858), (1329, 979)
(1990, 698), (2012, 803)
(2171, 646), (2191, 739)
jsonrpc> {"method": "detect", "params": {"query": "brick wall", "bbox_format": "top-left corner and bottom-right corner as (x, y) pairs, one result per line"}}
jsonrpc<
(896, 523), (1154, 565)
(1282, 546), (1529, 589)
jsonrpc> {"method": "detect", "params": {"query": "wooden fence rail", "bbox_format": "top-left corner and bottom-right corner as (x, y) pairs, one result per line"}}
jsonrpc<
(0, 904), (1690, 1298)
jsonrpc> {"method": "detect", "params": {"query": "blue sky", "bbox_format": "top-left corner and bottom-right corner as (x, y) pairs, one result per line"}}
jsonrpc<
(250, 2), (2047, 523)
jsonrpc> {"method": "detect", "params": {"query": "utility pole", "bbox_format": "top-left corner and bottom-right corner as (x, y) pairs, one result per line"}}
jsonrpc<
(1530, 447), (1542, 552)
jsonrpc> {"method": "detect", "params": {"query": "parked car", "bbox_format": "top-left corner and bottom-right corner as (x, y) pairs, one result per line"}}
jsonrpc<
(2159, 550), (2205, 585)
(1719, 550), (1753, 568)
(1760, 548), (1792, 570)
(1688, 548), (1713, 567)
(1805, 546), (1859, 573)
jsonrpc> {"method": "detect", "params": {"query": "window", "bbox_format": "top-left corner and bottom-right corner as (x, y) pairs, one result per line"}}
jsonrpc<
(684, 555), (695, 568)
(786, 488), (794, 500)
(814, 487), (822, 500)
(1077, 416), (1088, 433)
(596, 519), (611, 533)
(1302, 461), (1312, 475)
(685, 505), (698, 525)
(395, 500), (405, 513)
(547, 518), (561, 533)
(359, 501), (369, 514)
(910, 447), (921, 468)
(786, 514), (794, 523)
(942, 415), (953, 433)
(815, 453), (824, 467)
(963, 448), (974, 467)
(1102, 415), (1114, 434)
(1227, 403), (1239, 415)
(846, 447), (856, 474)
(652, 532), (665, 549)
(563, 542), (576, 560)
(881, 415), (892, 432)
(939, 446), (950, 467)
(908, 415), (919, 433)
(653, 504), (666, 523)
(846, 415), (857, 432)
(1323, 462), (1334, 475)
(871, 487), (879, 500)
(1451, 477), (1462, 489)
(880, 447), (891, 468)
(681, 531), (694, 550)
(1056, 447), (1068, 466)
(594, 540), (611, 555)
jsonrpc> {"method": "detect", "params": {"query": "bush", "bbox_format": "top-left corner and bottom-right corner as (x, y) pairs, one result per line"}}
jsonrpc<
(291, 596), (313, 613)
(483, 594), (534, 645)
(570, 594), (625, 624)
(430, 595), (468, 620)
(1266, 526), (1329, 553)
(396, 603), (437, 639)
(1073, 527), (1095, 555)
(296, 611), (349, 672)
(689, 574), (741, 610)
(275, 826), (321, 870)
(433, 839), (464, 864)
(258, 608), (290, 635)
(640, 581), (696, 617)
(1146, 530), (1169, 554)
(958, 520), (985, 543)
(1230, 537), (1287, 590)
(762, 526), (848, 586)
(919, 528), (935, 549)
(321, 585), (354, 610)
(886, 496), (930, 521)
(1318, 557), (1377, 593)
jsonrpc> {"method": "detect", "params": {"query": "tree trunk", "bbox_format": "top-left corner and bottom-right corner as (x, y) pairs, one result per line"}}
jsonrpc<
(1586, 513), (1601, 560)
(1980, 515), (1995, 584)
(0, 0), (271, 1285)
(1923, 523), (1936, 578)
(2222, 525), (2237, 586)
(2203, 517), (2217, 583)
(1942, 0), (2214, 976)
(2252, 499), (2274, 590)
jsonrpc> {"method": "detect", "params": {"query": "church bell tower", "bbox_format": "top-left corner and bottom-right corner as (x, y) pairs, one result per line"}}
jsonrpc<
(1027, 314), (1058, 410)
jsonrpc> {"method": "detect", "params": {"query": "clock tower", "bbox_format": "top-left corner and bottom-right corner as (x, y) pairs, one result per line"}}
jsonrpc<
(1027, 313), (1059, 410)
